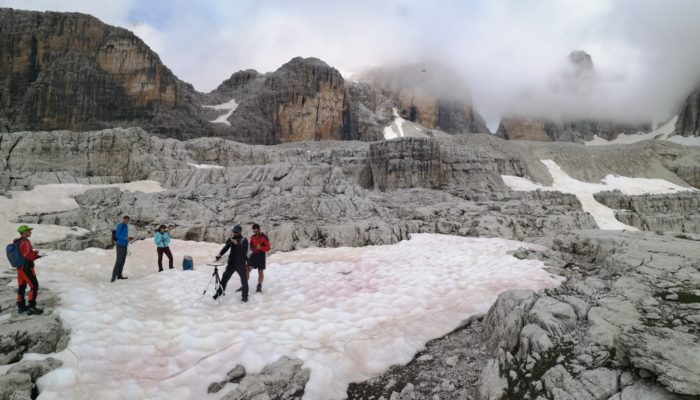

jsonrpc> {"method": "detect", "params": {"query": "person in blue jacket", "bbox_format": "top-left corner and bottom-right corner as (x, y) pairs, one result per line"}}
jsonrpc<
(111, 215), (133, 282)
(154, 224), (174, 271)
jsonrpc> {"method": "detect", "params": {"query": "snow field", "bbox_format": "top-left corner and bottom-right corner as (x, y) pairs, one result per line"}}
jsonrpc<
(1, 183), (564, 399)
(585, 116), (700, 147)
(502, 159), (696, 230)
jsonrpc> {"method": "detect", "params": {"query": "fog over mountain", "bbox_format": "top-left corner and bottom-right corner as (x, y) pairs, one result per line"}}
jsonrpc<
(2, 0), (700, 128)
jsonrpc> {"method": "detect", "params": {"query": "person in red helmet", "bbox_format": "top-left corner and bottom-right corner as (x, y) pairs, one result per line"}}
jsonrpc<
(14, 225), (43, 315)
(248, 223), (271, 293)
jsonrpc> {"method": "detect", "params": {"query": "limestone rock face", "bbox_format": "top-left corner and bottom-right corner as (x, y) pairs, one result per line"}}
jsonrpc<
(357, 62), (490, 134)
(0, 8), (199, 135)
(210, 57), (347, 144)
(497, 118), (551, 141)
(268, 57), (345, 142)
(675, 86), (700, 137)
(497, 117), (651, 142)
(368, 137), (443, 190)
(594, 191), (700, 233)
(0, 127), (181, 191)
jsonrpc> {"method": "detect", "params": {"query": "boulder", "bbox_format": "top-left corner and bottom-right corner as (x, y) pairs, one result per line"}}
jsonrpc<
(219, 356), (310, 400)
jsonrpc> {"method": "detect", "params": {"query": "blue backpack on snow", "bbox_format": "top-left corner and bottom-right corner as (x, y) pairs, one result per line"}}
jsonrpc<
(6, 240), (26, 269)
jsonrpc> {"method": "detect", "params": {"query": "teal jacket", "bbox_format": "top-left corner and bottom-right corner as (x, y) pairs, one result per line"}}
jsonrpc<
(153, 231), (171, 248)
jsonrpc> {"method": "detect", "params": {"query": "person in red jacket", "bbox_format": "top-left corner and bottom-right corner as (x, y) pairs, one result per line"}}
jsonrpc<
(15, 225), (43, 315)
(248, 223), (271, 293)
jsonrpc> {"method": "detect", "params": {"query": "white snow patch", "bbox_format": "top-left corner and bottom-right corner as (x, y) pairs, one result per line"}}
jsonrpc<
(382, 107), (447, 140)
(502, 160), (696, 230)
(187, 163), (225, 170)
(383, 107), (406, 140)
(202, 99), (238, 126)
(665, 135), (700, 146)
(1, 183), (564, 400)
(585, 116), (686, 146)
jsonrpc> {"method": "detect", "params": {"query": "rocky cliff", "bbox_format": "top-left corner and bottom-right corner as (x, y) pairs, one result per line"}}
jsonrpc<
(594, 191), (700, 233)
(675, 86), (700, 137)
(0, 8), (213, 138)
(356, 63), (490, 134)
(0, 9), (493, 144)
(210, 57), (348, 144)
(497, 118), (652, 142)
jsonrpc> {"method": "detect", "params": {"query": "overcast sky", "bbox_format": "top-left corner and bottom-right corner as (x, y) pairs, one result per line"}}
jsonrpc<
(2, 0), (700, 128)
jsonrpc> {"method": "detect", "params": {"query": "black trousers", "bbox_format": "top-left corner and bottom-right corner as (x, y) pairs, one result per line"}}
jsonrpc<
(111, 245), (128, 281)
(157, 247), (174, 270)
(221, 264), (248, 299)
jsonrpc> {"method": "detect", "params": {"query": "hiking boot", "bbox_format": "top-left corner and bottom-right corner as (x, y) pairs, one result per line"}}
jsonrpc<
(26, 306), (43, 315)
(256, 284), (262, 293)
(241, 297), (248, 303)
(158, 268), (163, 272)
(17, 305), (28, 314)
(212, 287), (223, 300)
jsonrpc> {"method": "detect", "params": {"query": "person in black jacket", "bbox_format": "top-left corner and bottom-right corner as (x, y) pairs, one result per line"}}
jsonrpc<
(215, 225), (249, 302)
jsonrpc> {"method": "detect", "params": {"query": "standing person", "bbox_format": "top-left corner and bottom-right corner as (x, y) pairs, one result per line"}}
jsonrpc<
(215, 225), (249, 302)
(153, 224), (174, 272)
(248, 223), (271, 293)
(111, 215), (133, 282)
(14, 225), (43, 315)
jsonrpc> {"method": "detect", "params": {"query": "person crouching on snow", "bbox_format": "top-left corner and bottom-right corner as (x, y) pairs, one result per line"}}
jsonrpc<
(15, 225), (43, 315)
(248, 223), (271, 293)
(154, 225), (174, 272)
(214, 225), (249, 302)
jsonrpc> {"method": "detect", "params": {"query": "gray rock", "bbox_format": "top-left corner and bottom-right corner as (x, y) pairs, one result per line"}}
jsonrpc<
(7, 357), (63, 380)
(579, 368), (620, 400)
(226, 364), (246, 383)
(594, 191), (700, 234)
(445, 356), (459, 368)
(518, 324), (553, 356)
(560, 295), (591, 320)
(208, 381), (224, 394)
(620, 371), (635, 388)
(526, 297), (578, 338)
(618, 326), (700, 395)
(368, 138), (443, 191)
(220, 356), (310, 400)
(541, 365), (595, 400)
(0, 372), (33, 400)
(476, 359), (507, 400)
(0, 314), (68, 364)
(675, 85), (700, 138)
(482, 290), (538, 353)
(587, 298), (642, 349)
(618, 381), (692, 400)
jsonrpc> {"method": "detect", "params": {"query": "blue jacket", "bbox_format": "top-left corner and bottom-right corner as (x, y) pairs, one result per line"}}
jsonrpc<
(153, 231), (170, 248)
(115, 223), (129, 247)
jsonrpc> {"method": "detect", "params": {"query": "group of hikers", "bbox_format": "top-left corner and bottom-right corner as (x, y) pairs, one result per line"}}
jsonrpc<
(8, 217), (271, 316)
(110, 215), (271, 303)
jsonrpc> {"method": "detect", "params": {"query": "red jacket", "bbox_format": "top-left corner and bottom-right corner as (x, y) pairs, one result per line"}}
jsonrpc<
(17, 238), (39, 262)
(249, 233), (270, 254)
